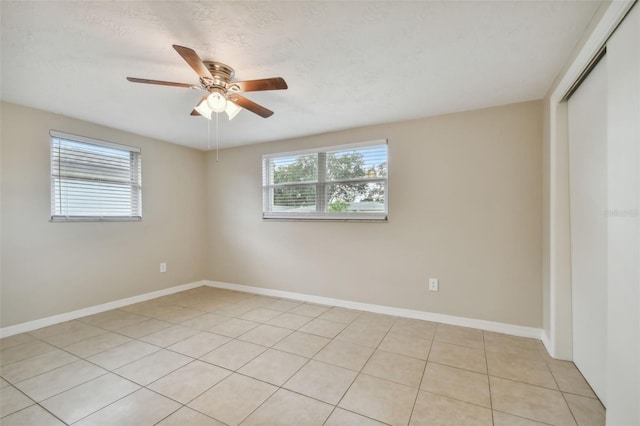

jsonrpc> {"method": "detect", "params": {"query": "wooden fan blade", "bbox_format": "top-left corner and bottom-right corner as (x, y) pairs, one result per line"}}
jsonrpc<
(172, 45), (213, 80)
(191, 95), (208, 116)
(228, 94), (274, 118)
(234, 78), (288, 92)
(127, 77), (196, 88)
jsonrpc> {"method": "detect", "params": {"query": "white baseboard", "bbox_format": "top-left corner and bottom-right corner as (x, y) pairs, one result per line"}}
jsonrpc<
(206, 280), (544, 340)
(0, 280), (206, 338)
(541, 330), (554, 357)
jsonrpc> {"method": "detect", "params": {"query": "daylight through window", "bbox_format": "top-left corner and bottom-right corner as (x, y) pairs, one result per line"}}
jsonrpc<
(262, 140), (388, 220)
(50, 131), (142, 221)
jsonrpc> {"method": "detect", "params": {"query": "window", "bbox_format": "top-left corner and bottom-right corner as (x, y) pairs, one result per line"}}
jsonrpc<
(50, 131), (142, 221)
(262, 140), (388, 220)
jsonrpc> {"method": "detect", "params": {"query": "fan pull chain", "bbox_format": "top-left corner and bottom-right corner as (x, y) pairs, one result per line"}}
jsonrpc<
(216, 112), (219, 162)
(207, 117), (211, 151)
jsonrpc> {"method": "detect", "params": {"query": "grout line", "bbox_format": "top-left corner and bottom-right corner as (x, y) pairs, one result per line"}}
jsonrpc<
(544, 358), (581, 425)
(492, 409), (556, 426)
(407, 322), (436, 425)
(322, 314), (398, 425)
(482, 330), (495, 426)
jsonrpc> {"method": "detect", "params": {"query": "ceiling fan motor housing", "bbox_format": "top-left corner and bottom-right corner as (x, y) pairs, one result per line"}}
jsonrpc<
(202, 61), (235, 91)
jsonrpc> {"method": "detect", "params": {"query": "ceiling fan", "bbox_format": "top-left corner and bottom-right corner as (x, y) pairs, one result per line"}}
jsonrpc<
(127, 45), (288, 120)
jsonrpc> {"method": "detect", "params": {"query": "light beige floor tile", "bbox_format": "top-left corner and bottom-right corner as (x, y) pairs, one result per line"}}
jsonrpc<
(214, 303), (255, 317)
(318, 307), (361, 323)
(263, 299), (302, 312)
(336, 322), (389, 348)
(339, 374), (417, 426)
(0, 404), (65, 425)
(40, 373), (139, 424)
(238, 349), (307, 386)
(324, 408), (387, 425)
(428, 341), (487, 374)
(484, 331), (541, 351)
(116, 318), (173, 338)
(152, 306), (205, 323)
(564, 393), (605, 426)
(0, 386), (34, 417)
(240, 308), (282, 323)
(284, 360), (357, 404)
(114, 349), (191, 385)
(290, 303), (331, 318)
(548, 362), (597, 398)
(156, 407), (226, 426)
(37, 325), (107, 348)
(63, 332), (131, 357)
(181, 313), (230, 331)
(87, 340), (159, 370)
(299, 318), (348, 338)
(14, 360), (107, 401)
(0, 334), (36, 350)
(210, 318), (260, 338)
(389, 318), (436, 340)
(73, 388), (180, 425)
(168, 331), (230, 358)
(421, 362), (490, 407)
(238, 324), (292, 347)
(410, 391), (492, 426)
(139, 324), (199, 347)
(490, 376), (576, 426)
(200, 340), (266, 371)
(149, 360), (231, 404)
(313, 339), (374, 371)
(362, 350), (426, 388)
(493, 410), (554, 426)
(379, 332), (432, 360)
(267, 312), (313, 330)
(487, 351), (557, 389)
(79, 309), (148, 331)
(0, 340), (56, 366)
(485, 341), (546, 362)
(273, 331), (330, 358)
(484, 332), (544, 362)
(356, 313), (396, 329)
(188, 373), (277, 426)
(1, 349), (79, 382)
(241, 388), (333, 426)
(29, 320), (93, 339)
(434, 324), (485, 350)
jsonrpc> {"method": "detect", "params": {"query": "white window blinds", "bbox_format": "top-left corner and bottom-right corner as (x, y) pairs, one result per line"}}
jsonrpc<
(50, 131), (142, 221)
(263, 140), (388, 220)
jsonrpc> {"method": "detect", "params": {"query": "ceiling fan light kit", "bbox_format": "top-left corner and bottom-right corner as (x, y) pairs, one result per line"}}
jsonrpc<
(127, 45), (288, 120)
(195, 94), (242, 120)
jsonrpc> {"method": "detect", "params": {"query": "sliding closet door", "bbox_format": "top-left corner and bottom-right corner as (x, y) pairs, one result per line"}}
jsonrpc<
(568, 55), (607, 404)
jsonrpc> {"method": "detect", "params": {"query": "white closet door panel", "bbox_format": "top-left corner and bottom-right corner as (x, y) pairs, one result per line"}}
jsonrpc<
(568, 55), (607, 404)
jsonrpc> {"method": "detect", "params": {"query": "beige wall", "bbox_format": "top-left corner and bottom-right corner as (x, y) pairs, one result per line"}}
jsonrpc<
(206, 100), (543, 328)
(0, 102), (207, 327)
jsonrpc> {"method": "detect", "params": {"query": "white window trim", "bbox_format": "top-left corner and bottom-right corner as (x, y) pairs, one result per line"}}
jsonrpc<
(262, 139), (388, 222)
(49, 130), (142, 222)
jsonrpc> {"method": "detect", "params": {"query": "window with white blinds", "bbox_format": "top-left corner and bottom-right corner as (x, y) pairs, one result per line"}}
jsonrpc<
(262, 140), (388, 220)
(50, 131), (142, 221)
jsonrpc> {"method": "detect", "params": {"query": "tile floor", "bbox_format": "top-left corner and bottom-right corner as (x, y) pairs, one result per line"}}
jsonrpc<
(0, 287), (604, 425)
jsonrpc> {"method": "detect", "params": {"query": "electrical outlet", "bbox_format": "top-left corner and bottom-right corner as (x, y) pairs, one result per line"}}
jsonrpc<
(160, 262), (167, 273)
(428, 278), (439, 292)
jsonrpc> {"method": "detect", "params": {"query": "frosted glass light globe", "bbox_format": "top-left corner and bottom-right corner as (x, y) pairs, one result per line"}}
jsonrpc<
(207, 91), (227, 113)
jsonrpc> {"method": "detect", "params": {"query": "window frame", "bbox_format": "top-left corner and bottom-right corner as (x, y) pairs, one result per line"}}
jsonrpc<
(49, 130), (142, 222)
(262, 139), (388, 222)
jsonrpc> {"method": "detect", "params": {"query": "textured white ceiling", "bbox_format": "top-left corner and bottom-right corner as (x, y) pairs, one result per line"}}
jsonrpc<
(1, 1), (600, 150)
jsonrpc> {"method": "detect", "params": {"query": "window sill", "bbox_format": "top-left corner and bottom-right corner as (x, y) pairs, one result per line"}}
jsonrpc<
(50, 216), (142, 222)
